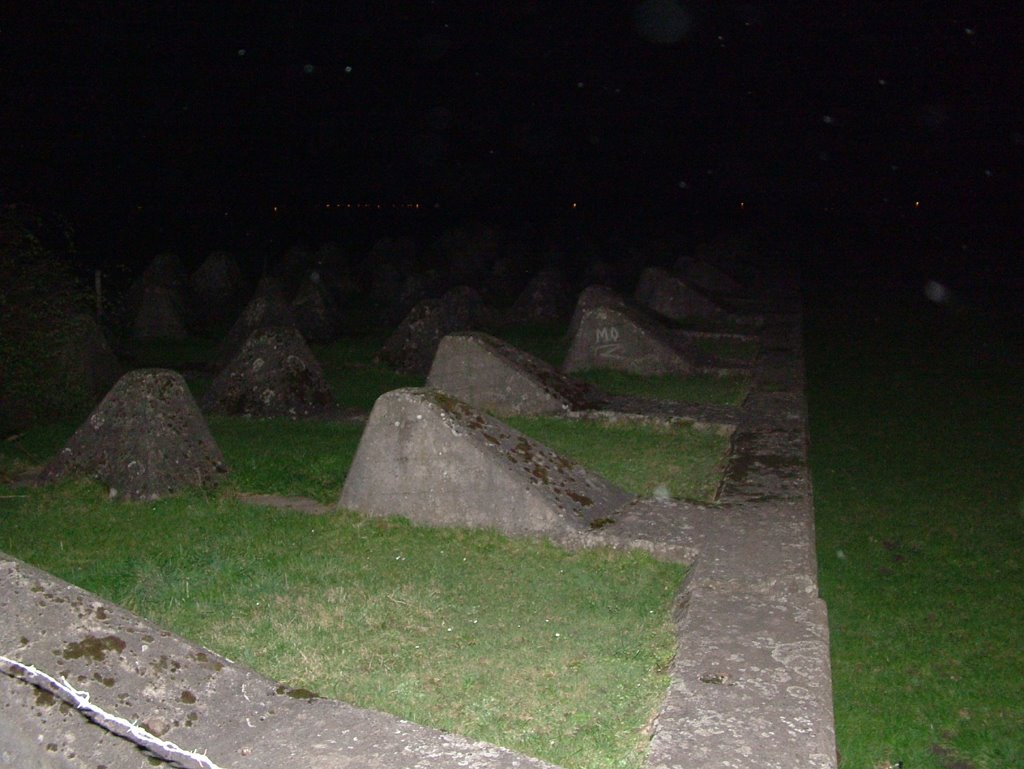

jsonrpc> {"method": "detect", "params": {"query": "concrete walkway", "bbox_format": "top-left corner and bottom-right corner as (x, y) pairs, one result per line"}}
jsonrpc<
(0, 299), (835, 768)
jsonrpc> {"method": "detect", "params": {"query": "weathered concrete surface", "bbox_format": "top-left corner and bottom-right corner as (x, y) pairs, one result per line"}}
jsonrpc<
(565, 284), (627, 342)
(509, 267), (573, 323)
(673, 255), (747, 296)
(339, 388), (634, 536)
(38, 369), (228, 501)
(562, 304), (696, 376)
(427, 332), (739, 432)
(646, 589), (834, 769)
(376, 286), (484, 375)
(212, 278), (297, 371)
(131, 285), (189, 341)
(639, 308), (836, 769)
(290, 271), (342, 342)
(189, 250), (248, 332)
(579, 303), (834, 769)
(562, 285), (756, 376)
(201, 325), (334, 419)
(634, 266), (729, 322)
(426, 332), (603, 416)
(0, 555), (559, 769)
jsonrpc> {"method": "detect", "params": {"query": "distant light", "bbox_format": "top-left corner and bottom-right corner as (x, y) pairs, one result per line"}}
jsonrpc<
(571, 202), (578, 209)
(739, 201), (745, 209)
(344, 65), (353, 73)
(964, 27), (975, 35)
(878, 78), (887, 86)
(678, 180), (688, 189)
(924, 280), (950, 304)
(237, 49), (246, 57)
(577, 82), (585, 88)
(914, 201), (921, 208)
(822, 115), (835, 125)
(303, 63), (316, 74)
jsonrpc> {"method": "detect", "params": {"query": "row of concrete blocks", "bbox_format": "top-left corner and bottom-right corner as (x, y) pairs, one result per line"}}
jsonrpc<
(1, 316), (835, 769)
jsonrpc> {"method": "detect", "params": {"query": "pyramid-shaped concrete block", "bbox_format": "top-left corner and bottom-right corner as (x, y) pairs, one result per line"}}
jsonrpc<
(291, 272), (341, 342)
(39, 369), (228, 500)
(201, 326), (334, 418)
(339, 388), (634, 537)
(634, 266), (728, 322)
(131, 285), (189, 340)
(673, 255), (746, 295)
(562, 299), (695, 376)
(566, 285), (627, 341)
(426, 332), (602, 416)
(213, 277), (298, 370)
(189, 250), (249, 329)
(376, 286), (484, 375)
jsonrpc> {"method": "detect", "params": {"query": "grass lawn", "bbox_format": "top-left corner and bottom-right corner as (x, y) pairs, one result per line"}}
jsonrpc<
(507, 416), (728, 500)
(805, 284), (1024, 769)
(574, 368), (750, 406)
(0, 482), (683, 769)
(0, 327), (745, 769)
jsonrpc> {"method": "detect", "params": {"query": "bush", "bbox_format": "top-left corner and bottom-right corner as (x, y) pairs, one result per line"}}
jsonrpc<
(0, 206), (97, 434)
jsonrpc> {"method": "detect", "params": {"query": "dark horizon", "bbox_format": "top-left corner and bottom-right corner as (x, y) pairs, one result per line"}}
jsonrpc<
(3, 3), (1022, 288)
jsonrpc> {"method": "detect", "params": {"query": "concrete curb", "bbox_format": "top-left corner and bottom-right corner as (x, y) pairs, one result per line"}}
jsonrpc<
(642, 309), (837, 769)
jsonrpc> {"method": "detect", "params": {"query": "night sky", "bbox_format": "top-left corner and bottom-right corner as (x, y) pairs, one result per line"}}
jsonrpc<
(3, 2), (1022, 278)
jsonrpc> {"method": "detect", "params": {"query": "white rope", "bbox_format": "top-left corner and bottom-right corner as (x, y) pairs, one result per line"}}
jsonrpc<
(0, 655), (225, 769)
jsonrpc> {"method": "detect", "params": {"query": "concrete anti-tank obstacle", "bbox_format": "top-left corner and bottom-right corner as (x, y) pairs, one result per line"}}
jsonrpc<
(212, 277), (297, 371)
(201, 325), (334, 419)
(38, 369), (228, 501)
(674, 255), (747, 296)
(428, 331), (741, 433)
(426, 332), (603, 416)
(339, 388), (634, 538)
(562, 302), (696, 376)
(634, 265), (730, 322)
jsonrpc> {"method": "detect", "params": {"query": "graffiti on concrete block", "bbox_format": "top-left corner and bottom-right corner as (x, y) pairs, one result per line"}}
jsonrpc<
(594, 327), (625, 359)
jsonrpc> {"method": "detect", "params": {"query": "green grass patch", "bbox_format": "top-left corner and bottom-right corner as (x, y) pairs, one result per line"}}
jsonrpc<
(0, 484), (683, 769)
(574, 369), (750, 406)
(312, 336), (423, 411)
(508, 416), (728, 501)
(806, 286), (1024, 769)
(208, 416), (364, 503)
(0, 419), (78, 481)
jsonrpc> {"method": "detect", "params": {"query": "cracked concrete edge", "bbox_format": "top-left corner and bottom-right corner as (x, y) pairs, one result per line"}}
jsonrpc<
(642, 307), (838, 769)
(647, 588), (835, 769)
(0, 554), (559, 769)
